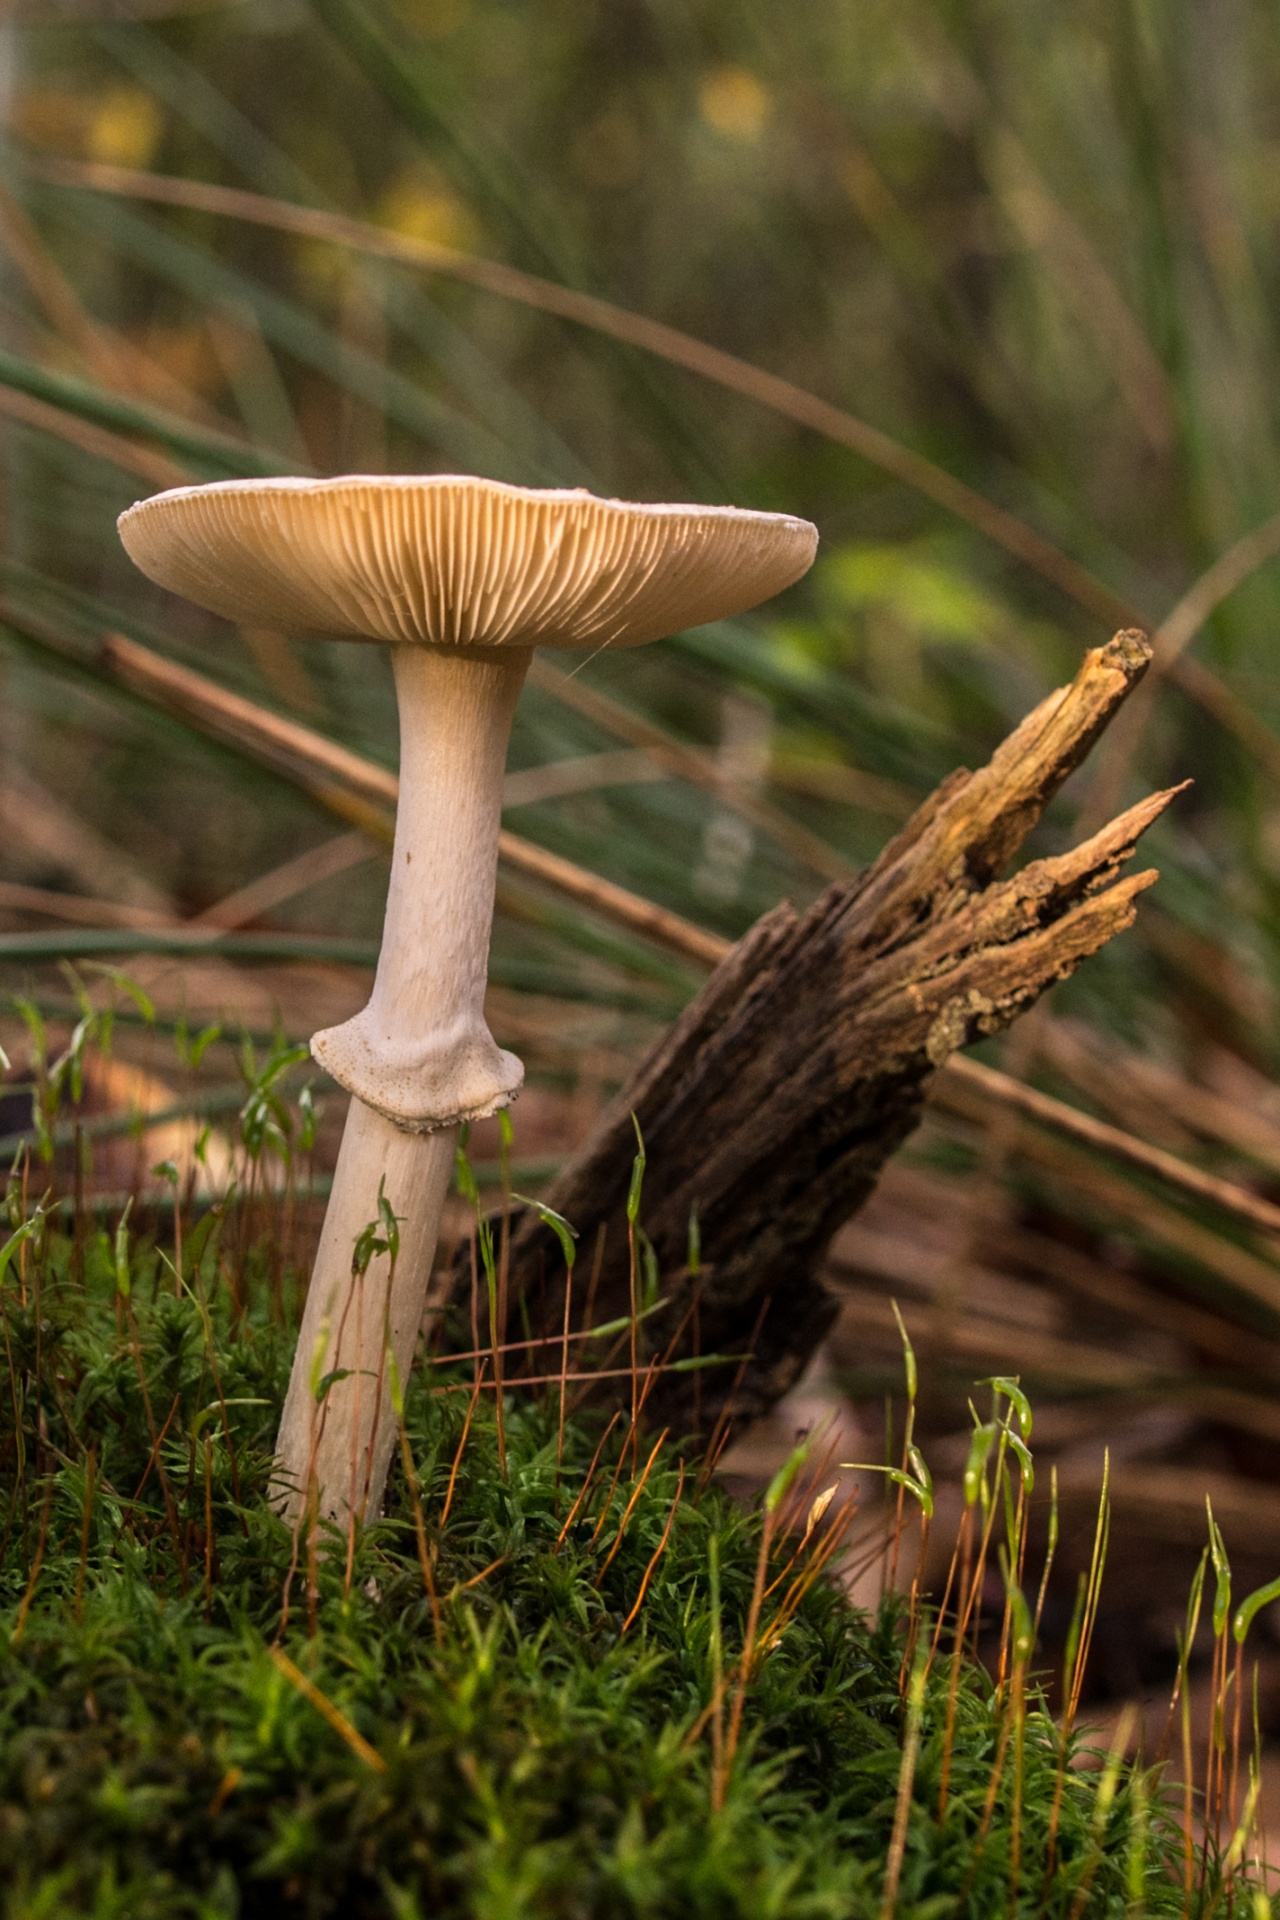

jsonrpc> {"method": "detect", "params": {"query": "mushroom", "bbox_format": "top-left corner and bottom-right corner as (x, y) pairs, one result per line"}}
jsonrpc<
(118, 474), (818, 1527)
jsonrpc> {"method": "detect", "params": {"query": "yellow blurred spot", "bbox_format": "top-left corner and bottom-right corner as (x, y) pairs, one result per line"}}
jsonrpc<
(698, 66), (771, 142)
(12, 86), (162, 168)
(376, 170), (479, 252)
(88, 89), (164, 170)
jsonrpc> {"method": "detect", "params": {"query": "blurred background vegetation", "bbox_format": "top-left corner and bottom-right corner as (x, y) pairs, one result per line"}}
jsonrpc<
(5, 0), (1280, 1777)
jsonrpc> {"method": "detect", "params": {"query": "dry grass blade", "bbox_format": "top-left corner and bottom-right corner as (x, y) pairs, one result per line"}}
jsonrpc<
(939, 1056), (1280, 1241)
(0, 881), (171, 930)
(0, 175), (223, 422)
(35, 158), (1136, 630)
(1165, 656), (1280, 788)
(528, 656), (855, 883)
(190, 831), (376, 930)
(984, 127), (1175, 455)
(96, 630), (729, 965)
(1079, 507), (1280, 828)
(101, 632), (400, 809)
(29, 167), (1280, 800)
(90, 626), (1271, 1253)
(501, 749), (661, 808)
(0, 381), (189, 486)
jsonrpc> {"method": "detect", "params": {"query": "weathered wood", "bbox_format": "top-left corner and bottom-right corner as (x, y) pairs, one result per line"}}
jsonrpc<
(449, 631), (1178, 1432)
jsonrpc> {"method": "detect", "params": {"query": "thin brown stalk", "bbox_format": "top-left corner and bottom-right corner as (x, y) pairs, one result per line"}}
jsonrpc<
(582, 1223), (607, 1331)
(879, 1650), (928, 1920)
(448, 1553), (508, 1598)
(397, 1420), (441, 1634)
(1007, 1654), (1028, 1914)
(554, 1410), (622, 1551)
(626, 1214), (640, 1462)
(73, 1444), (96, 1624)
(358, 1248), (398, 1524)
(958, 1692), (1017, 1904)
(593, 1430), (669, 1587)
(899, 1514), (932, 1691)
(1183, 1652), (1197, 1902)
(759, 1443), (852, 1605)
(1230, 1637), (1245, 1838)
(277, 1362), (331, 1643)
(439, 1361), (487, 1532)
(1067, 1455), (1112, 1730)
(767, 1503), (863, 1644)
(275, 1485), (305, 1645)
(1031, 1467), (1058, 1650)
(588, 1410), (638, 1550)
(269, 1645), (387, 1772)
(927, 1507), (967, 1673)
(697, 1296), (772, 1497)
(188, 1254), (245, 1522)
(497, 1138), (513, 1459)
(764, 1483), (840, 1603)
(703, 1420), (738, 1484)
(203, 1433), (214, 1621)
(305, 1479), (319, 1639)
(621, 1461), (685, 1632)
(11, 1476), (53, 1646)
(709, 1536), (725, 1789)
(993, 1484), (1027, 1707)
(1208, 1623), (1232, 1865)
(343, 1261), (366, 1595)
(563, 1326), (633, 1418)
(555, 1260), (573, 1497)
(129, 1386), (182, 1512)
(1045, 1461), (1112, 1887)
(467, 1226), (480, 1383)
(723, 1502), (777, 1790)
(936, 1504), (974, 1819)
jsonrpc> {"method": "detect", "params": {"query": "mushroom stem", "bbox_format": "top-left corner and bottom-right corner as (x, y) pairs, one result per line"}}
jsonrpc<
(311, 645), (530, 1129)
(275, 642), (530, 1524)
(273, 1099), (457, 1527)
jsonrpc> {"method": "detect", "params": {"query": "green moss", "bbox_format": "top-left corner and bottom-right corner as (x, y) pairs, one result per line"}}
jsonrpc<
(0, 1214), (1258, 1917)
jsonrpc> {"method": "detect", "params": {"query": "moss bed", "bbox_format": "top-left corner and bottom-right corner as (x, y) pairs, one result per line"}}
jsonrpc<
(0, 1205), (1259, 1917)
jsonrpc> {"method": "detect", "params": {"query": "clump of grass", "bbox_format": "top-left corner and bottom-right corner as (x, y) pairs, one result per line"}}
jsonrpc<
(0, 1089), (1270, 1914)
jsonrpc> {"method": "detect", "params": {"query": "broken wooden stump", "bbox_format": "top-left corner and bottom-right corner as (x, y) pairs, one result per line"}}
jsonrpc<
(445, 630), (1181, 1436)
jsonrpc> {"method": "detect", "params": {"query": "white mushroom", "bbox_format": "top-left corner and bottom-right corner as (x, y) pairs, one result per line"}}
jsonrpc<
(119, 473), (818, 1528)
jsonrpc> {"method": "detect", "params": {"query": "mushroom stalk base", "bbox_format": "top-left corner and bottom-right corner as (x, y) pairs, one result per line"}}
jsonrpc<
(272, 1098), (457, 1527)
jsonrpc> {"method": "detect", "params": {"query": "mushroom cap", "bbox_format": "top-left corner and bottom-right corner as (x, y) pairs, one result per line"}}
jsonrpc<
(118, 475), (817, 650)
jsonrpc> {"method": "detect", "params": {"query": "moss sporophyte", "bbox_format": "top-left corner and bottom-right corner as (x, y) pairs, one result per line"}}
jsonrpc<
(0, 1121), (1273, 1915)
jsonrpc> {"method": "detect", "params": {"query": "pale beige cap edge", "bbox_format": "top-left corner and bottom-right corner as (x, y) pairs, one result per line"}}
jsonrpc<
(118, 473), (818, 650)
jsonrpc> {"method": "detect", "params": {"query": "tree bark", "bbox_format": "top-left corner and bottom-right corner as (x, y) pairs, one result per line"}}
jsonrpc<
(447, 630), (1180, 1433)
